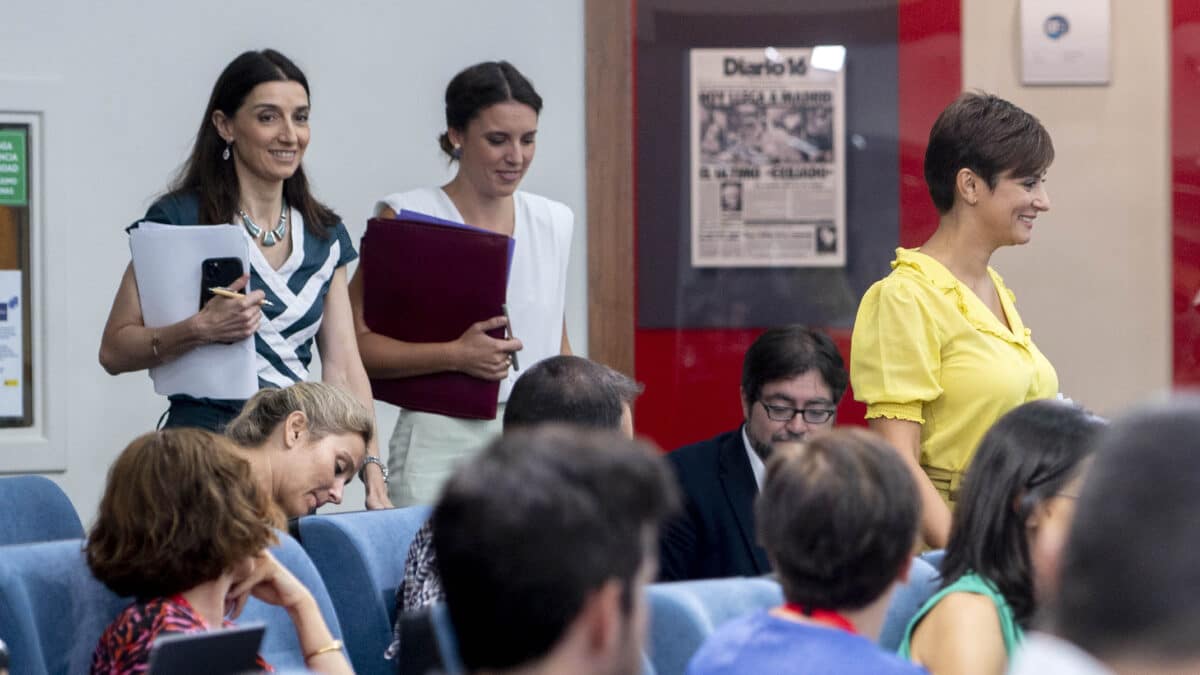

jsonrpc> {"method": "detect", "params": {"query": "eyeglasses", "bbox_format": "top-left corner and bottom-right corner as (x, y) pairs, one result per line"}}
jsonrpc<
(759, 401), (835, 424)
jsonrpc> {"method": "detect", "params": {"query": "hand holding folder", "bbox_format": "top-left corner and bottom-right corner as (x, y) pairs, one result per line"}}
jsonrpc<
(361, 212), (515, 419)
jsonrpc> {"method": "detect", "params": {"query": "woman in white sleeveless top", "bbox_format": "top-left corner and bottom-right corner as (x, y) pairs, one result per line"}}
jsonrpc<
(348, 61), (573, 506)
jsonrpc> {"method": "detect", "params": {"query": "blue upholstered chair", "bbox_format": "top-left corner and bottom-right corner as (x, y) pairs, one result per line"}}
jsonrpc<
(646, 576), (784, 675)
(919, 548), (946, 572)
(0, 539), (125, 674)
(0, 475), (84, 546)
(645, 556), (942, 675)
(297, 505), (432, 675)
(0, 532), (341, 674)
(241, 533), (346, 669)
(878, 555), (942, 651)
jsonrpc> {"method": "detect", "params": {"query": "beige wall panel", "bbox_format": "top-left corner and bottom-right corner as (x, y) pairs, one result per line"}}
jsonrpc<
(963, 0), (1171, 415)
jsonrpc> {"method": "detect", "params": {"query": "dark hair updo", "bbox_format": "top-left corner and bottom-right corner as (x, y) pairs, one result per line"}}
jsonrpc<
(438, 61), (543, 158)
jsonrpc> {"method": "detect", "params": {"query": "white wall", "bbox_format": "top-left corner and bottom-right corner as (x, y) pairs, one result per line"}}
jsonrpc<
(963, 0), (1171, 416)
(5, 0), (1174, 523)
(1, 0), (587, 523)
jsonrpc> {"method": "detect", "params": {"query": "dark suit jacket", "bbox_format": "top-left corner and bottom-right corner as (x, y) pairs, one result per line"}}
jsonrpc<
(658, 427), (771, 581)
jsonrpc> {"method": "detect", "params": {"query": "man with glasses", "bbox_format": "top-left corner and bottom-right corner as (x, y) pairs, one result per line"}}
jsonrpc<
(658, 326), (847, 581)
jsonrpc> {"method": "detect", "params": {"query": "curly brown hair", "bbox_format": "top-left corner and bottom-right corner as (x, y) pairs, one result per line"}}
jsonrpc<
(86, 428), (283, 599)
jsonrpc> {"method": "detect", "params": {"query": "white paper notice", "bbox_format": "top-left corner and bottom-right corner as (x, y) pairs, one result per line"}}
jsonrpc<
(129, 223), (257, 399)
(1021, 0), (1111, 85)
(0, 270), (23, 418)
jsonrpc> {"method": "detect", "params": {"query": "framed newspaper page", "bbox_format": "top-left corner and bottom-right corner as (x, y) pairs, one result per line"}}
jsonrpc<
(689, 47), (846, 268)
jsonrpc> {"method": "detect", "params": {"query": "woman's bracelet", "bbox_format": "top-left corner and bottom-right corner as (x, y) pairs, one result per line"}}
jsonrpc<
(304, 639), (343, 661)
(360, 455), (389, 483)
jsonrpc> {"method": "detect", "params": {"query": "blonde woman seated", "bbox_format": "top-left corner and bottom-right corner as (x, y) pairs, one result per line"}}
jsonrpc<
(224, 381), (374, 517)
(87, 428), (352, 674)
(898, 400), (1104, 674)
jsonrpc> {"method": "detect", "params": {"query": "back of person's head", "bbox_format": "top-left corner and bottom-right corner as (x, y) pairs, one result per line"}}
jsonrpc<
(942, 399), (1104, 626)
(433, 426), (678, 672)
(924, 91), (1055, 214)
(757, 428), (918, 611)
(226, 381), (374, 448)
(502, 355), (642, 431)
(86, 428), (282, 599)
(742, 325), (848, 404)
(1052, 397), (1200, 666)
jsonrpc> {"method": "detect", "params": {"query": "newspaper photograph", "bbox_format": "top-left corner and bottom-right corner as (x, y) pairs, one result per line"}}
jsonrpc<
(690, 47), (846, 268)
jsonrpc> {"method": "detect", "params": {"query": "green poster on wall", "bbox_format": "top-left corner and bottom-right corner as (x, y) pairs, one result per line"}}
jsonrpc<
(0, 129), (28, 207)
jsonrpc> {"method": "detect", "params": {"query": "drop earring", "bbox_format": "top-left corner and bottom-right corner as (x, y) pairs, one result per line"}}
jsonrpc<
(222, 141), (232, 161)
(451, 144), (462, 160)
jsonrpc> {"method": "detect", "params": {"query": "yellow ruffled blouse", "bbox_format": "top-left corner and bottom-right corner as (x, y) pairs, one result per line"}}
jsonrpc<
(851, 248), (1058, 476)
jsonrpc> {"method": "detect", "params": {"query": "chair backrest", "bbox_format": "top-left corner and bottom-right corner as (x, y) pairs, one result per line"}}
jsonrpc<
(240, 532), (345, 669)
(646, 576), (784, 675)
(0, 532), (340, 674)
(0, 539), (126, 675)
(878, 556), (942, 651)
(0, 475), (84, 546)
(646, 556), (942, 674)
(297, 505), (432, 675)
(919, 548), (946, 573)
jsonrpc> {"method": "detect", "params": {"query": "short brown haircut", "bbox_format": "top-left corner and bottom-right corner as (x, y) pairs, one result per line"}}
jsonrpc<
(503, 355), (643, 431)
(924, 91), (1055, 214)
(756, 428), (919, 610)
(87, 428), (283, 599)
(435, 426), (678, 670)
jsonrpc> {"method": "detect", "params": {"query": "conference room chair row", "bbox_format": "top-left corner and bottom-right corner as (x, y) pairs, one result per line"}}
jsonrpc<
(0, 475), (942, 675)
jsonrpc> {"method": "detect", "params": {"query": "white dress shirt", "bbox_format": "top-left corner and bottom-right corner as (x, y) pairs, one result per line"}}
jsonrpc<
(741, 426), (766, 491)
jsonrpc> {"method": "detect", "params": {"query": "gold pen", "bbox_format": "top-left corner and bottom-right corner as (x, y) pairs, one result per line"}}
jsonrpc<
(209, 286), (274, 307)
(502, 303), (520, 371)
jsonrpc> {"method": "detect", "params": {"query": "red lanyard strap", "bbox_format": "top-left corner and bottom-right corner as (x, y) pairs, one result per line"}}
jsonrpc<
(782, 602), (857, 634)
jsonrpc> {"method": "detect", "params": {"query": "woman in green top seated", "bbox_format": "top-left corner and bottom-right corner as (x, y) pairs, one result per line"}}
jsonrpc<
(899, 400), (1104, 674)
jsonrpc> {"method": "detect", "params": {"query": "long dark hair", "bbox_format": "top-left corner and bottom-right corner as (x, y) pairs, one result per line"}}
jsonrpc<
(437, 61), (543, 158)
(940, 399), (1104, 626)
(168, 49), (339, 237)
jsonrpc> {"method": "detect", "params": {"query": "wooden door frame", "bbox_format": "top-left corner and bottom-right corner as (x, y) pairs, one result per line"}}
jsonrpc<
(584, 0), (636, 375)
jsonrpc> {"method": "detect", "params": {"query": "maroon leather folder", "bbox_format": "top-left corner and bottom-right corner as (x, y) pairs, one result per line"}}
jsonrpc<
(361, 216), (511, 419)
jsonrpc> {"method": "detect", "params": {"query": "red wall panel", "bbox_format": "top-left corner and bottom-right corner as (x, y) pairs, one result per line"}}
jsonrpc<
(1174, 1), (1200, 385)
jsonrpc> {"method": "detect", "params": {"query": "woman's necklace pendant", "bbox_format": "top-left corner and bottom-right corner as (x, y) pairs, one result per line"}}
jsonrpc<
(239, 199), (289, 247)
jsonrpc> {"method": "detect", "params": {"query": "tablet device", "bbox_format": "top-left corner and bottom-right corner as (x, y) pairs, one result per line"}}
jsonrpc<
(147, 623), (266, 675)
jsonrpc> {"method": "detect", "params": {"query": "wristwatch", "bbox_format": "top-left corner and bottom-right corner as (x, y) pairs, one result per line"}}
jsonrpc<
(360, 455), (389, 483)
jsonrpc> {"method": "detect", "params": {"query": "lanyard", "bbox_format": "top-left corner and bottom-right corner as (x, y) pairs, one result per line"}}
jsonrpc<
(781, 602), (857, 634)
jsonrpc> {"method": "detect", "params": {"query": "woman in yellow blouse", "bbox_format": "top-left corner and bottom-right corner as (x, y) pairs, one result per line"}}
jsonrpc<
(851, 92), (1058, 548)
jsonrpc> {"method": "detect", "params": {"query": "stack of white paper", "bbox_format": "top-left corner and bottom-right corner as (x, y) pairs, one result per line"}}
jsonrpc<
(129, 222), (257, 399)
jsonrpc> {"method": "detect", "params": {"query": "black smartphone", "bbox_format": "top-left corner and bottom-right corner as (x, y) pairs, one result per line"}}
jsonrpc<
(199, 257), (245, 311)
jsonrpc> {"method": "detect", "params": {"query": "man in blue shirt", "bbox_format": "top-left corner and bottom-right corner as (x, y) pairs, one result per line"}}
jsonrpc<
(687, 429), (927, 675)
